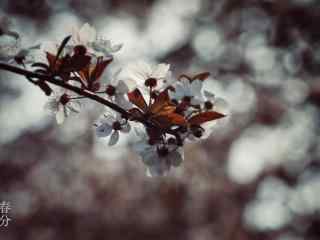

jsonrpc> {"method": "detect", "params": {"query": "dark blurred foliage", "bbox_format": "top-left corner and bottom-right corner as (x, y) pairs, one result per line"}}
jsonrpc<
(1, 0), (320, 240)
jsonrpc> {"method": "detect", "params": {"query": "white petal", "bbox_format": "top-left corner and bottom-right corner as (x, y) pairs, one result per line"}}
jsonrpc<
(115, 94), (131, 110)
(204, 90), (215, 99)
(102, 110), (117, 124)
(108, 130), (119, 146)
(152, 63), (170, 79)
(141, 148), (158, 166)
(96, 123), (113, 137)
(132, 140), (149, 154)
(173, 85), (187, 100)
(79, 23), (96, 43)
(68, 101), (81, 113)
(133, 127), (147, 139)
(214, 97), (230, 115)
(120, 123), (131, 133)
(128, 61), (152, 83)
(180, 78), (190, 86)
(110, 43), (123, 52)
(169, 150), (183, 167)
(44, 99), (59, 115)
(110, 68), (122, 85)
(55, 106), (65, 124)
(191, 80), (203, 95)
(146, 160), (170, 177)
(117, 80), (129, 94)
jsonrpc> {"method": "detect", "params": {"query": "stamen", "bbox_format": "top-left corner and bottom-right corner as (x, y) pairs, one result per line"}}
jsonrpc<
(145, 78), (157, 88)
(59, 93), (70, 105)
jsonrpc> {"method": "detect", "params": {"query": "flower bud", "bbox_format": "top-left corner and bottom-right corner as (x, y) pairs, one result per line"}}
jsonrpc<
(190, 125), (203, 138)
(59, 94), (70, 105)
(106, 85), (116, 96)
(205, 101), (213, 110)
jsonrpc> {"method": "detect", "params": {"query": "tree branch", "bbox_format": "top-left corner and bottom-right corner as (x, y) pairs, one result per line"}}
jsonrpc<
(0, 62), (130, 118)
(0, 62), (183, 141)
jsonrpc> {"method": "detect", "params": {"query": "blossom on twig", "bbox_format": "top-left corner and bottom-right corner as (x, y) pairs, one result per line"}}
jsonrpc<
(0, 21), (229, 177)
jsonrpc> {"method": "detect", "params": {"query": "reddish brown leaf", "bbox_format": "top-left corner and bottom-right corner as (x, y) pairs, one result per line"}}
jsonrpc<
(178, 74), (192, 82)
(152, 113), (187, 129)
(46, 52), (61, 71)
(188, 111), (226, 125)
(91, 58), (112, 81)
(192, 72), (210, 81)
(128, 89), (148, 112)
(165, 113), (187, 126)
(150, 90), (174, 114)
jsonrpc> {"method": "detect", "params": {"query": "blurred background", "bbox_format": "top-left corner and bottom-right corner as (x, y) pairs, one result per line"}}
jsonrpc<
(0, 0), (320, 239)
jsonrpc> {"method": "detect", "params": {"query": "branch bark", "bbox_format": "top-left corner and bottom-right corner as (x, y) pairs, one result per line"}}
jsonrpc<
(0, 62), (130, 117)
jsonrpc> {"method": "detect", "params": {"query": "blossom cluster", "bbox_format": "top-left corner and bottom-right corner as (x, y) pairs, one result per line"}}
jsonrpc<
(0, 23), (228, 177)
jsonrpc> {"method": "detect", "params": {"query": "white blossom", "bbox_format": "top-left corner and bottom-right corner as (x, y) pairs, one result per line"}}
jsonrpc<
(132, 128), (184, 177)
(95, 109), (131, 146)
(202, 96), (230, 139)
(44, 90), (81, 124)
(0, 16), (19, 39)
(170, 78), (204, 105)
(71, 23), (122, 58)
(122, 61), (171, 91)
(90, 38), (123, 58)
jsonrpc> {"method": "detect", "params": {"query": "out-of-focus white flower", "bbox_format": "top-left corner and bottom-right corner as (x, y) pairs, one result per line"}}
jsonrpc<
(0, 37), (20, 61)
(95, 109), (131, 146)
(170, 78), (204, 105)
(0, 16), (19, 39)
(132, 128), (184, 177)
(122, 61), (171, 91)
(44, 90), (81, 124)
(71, 23), (122, 58)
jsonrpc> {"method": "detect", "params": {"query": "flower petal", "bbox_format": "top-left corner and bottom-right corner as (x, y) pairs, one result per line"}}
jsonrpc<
(146, 160), (170, 177)
(79, 23), (96, 44)
(169, 150), (183, 167)
(115, 94), (132, 110)
(191, 80), (203, 95)
(55, 106), (66, 124)
(68, 101), (81, 113)
(152, 63), (170, 79)
(120, 123), (131, 133)
(108, 130), (119, 146)
(204, 90), (215, 99)
(96, 123), (113, 137)
(117, 80), (129, 94)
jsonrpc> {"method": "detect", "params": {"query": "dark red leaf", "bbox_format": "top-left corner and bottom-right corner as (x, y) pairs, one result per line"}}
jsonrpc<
(128, 89), (148, 112)
(188, 111), (226, 125)
(192, 72), (210, 81)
